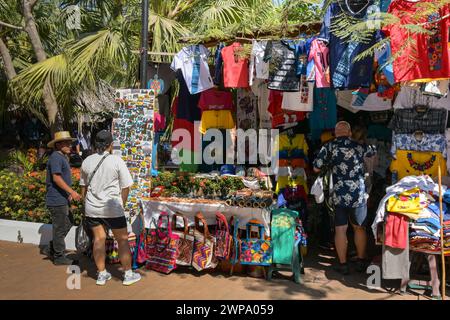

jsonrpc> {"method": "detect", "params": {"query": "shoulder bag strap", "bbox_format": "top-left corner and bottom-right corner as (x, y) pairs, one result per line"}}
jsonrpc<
(87, 153), (110, 188)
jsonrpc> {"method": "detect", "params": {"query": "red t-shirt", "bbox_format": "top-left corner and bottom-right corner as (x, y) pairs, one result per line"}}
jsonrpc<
(268, 90), (306, 128)
(385, 0), (450, 82)
(221, 42), (250, 88)
(198, 88), (234, 111)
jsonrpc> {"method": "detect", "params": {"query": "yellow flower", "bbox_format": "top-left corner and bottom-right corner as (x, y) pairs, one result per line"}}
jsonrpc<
(13, 195), (21, 201)
(4, 207), (10, 212)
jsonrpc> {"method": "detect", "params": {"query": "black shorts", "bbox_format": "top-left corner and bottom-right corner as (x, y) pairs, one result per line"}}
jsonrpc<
(85, 216), (127, 230)
(335, 205), (368, 227)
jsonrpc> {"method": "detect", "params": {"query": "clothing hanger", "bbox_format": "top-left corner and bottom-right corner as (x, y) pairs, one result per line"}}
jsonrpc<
(414, 130), (424, 142)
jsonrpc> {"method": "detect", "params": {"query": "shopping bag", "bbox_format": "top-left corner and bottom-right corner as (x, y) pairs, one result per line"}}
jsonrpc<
(105, 231), (136, 264)
(214, 212), (232, 260)
(132, 213), (148, 269)
(192, 212), (218, 271)
(145, 212), (180, 274)
(171, 212), (194, 266)
(75, 218), (91, 253)
(239, 222), (272, 266)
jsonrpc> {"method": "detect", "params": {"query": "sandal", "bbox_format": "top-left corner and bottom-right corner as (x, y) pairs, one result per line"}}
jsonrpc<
(431, 295), (442, 300)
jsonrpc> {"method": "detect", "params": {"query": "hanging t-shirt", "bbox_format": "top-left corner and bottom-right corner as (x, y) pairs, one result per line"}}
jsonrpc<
(249, 40), (269, 86)
(281, 78), (314, 112)
(271, 208), (298, 264)
(264, 40), (300, 91)
(268, 90), (306, 128)
(389, 108), (447, 134)
(174, 71), (202, 121)
(237, 89), (258, 130)
(199, 110), (235, 134)
(251, 79), (272, 129)
(221, 42), (250, 88)
(171, 45), (214, 94)
(309, 88), (337, 140)
(391, 133), (447, 158)
(214, 43), (225, 86)
(393, 86), (450, 110)
(319, 1), (376, 89)
(337, 91), (392, 113)
(308, 39), (330, 88)
(390, 150), (447, 179)
(198, 88), (234, 111)
(385, 0), (450, 83)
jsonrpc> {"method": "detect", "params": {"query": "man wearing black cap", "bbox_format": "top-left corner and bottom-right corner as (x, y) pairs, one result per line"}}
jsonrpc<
(80, 130), (141, 286)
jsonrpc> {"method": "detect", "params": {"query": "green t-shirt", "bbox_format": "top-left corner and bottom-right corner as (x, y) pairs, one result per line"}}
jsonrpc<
(271, 208), (298, 264)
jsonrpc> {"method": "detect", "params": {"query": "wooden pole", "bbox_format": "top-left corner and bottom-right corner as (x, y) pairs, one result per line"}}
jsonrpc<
(438, 160), (446, 300)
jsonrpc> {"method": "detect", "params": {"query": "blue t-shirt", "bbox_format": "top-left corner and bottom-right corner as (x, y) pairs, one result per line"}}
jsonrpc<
(319, 1), (376, 89)
(46, 151), (72, 206)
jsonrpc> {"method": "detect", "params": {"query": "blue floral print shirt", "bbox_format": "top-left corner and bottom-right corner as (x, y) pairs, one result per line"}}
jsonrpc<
(313, 137), (377, 208)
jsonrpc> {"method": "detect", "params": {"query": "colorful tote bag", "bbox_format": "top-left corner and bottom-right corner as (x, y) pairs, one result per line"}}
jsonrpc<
(171, 212), (195, 266)
(132, 213), (148, 269)
(192, 212), (218, 271)
(214, 212), (232, 260)
(105, 232), (137, 264)
(239, 222), (272, 266)
(145, 212), (180, 274)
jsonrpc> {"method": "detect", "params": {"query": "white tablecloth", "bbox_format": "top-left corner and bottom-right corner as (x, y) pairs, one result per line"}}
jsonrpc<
(140, 199), (271, 235)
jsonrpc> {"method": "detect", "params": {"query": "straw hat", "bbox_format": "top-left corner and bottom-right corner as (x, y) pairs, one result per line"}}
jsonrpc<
(47, 131), (76, 148)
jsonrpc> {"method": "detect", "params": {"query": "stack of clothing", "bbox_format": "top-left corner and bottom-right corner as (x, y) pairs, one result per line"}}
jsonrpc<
(409, 203), (443, 253)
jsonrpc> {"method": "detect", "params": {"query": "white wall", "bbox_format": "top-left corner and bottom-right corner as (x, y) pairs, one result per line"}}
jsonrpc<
(0, 219), (77, 250)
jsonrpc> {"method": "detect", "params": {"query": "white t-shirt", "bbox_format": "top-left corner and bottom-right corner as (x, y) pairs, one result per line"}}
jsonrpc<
(171, 45), (214, 95)
(251, 79), (272, 129)
(281, 80), (314, 112)
(80, 152), (133, 218)
(337, 91), (392, 113)
(393, 86), (450, 109)
(249, 40), (269, 86)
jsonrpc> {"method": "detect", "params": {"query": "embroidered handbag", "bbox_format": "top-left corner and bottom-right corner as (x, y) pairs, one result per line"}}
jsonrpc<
(132, 212), (148, 269)
(239, 222), (272, 266)
(214, 212), (232, 260)
(192, 212), (218, 271)
(145, 212), (180, 274)
(171, 212), (195, 266)
(105, 232), (137, 264)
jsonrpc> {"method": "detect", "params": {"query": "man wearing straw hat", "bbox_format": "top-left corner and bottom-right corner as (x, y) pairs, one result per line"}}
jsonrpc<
(44, 131), (82, 265)
(313, 121), (376, 275)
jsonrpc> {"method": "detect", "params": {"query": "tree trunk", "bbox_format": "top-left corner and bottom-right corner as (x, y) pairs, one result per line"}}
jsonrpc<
(0, 36), (17, 80)
(22, 0), (61, 136)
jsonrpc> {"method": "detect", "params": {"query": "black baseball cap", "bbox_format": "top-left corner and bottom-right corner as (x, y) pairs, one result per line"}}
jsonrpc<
(95, 130), (113, 148)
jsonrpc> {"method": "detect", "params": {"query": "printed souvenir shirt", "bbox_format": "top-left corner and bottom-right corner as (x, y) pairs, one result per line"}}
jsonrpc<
(308, 38), (330, 88)
(171, 45), (214, 94)
(264, 40), (300, 91)
(391, 133), (447, 158)
(385, 0), (450, 83)
(390, 150), (447, 180)
(319, 0), (376, 89)
(249, 40), (270, 86)
(313, 137), (376, 208)
(198, 88), (234, 111)
(268, 90), (307, 128)
(221, 42), (250, 88)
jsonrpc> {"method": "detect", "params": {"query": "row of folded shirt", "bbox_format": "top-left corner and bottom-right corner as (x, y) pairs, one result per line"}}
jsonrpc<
(374, 177), (450, 253)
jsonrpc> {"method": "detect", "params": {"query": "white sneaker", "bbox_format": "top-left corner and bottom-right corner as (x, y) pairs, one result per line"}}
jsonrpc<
(123, 271), (141, 286)
(96, 271), (112, 286)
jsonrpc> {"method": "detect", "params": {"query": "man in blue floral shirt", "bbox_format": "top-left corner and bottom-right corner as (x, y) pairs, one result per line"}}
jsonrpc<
(313, 121), (376, 275)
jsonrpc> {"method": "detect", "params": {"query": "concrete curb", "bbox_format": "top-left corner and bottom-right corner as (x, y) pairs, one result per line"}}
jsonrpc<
(0, 219), (77, 250)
